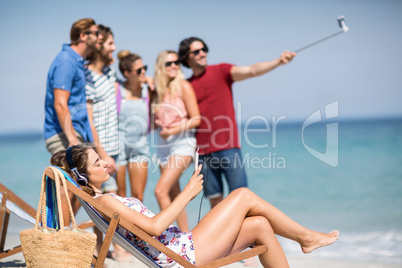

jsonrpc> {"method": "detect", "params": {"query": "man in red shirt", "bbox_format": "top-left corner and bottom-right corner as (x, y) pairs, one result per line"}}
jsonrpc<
(178, 37), (296, 208)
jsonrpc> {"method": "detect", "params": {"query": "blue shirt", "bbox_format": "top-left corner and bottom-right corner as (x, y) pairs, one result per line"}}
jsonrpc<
(44, 44), (93, 142)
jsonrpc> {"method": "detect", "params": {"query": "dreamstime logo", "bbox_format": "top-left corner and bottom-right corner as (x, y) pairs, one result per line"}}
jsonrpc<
(302, 101), (339, 167)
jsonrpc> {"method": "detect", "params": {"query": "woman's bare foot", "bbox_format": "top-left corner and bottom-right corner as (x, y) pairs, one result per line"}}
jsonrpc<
(301, 230), (339, 253)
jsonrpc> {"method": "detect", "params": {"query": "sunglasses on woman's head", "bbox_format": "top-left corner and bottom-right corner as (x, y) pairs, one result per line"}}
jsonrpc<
(135, 65), (148, 75)
(165, 60), (180, 67)
(188, 46), (208, 56)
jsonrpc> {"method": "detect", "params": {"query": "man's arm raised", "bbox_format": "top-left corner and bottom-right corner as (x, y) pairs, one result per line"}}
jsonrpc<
(230, 50), (296, 82)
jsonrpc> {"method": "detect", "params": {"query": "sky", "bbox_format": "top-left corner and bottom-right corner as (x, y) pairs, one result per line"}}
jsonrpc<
(0, 0), (401, 134)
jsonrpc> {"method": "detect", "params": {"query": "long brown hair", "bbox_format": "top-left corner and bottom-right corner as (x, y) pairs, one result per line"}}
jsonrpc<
(50, 144), (95, 196)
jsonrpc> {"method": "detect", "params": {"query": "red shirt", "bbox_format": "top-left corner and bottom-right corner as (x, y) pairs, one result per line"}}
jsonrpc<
(189, 64), (240, 154)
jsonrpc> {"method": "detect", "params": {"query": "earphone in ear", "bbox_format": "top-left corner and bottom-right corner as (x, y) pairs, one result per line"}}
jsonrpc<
(65, 146), (89, 186)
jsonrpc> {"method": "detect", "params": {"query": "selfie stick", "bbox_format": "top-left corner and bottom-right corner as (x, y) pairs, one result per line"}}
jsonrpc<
(194, 147), (199, 172)
(295, 16), (349, 53)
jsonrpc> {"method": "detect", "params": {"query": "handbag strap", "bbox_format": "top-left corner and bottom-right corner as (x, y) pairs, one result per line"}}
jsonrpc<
(34, 167), (78, 230)
(34, 170), (47, 228)
(56, 168), (77, 228)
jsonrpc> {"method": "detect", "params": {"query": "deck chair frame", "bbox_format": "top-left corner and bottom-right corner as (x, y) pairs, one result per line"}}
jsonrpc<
(0, 182), (94, 260)
(45, 167), (267, 268)
(0, 183), (37, 259)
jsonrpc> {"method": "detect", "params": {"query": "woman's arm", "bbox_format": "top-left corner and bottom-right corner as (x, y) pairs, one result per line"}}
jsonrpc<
(148, 87), (158, 130)
(98, 165), (204, 236)
(181, 80), (201, 130)
(159, 80), (201, 137)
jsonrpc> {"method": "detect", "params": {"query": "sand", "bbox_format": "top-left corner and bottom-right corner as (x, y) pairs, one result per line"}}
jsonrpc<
(1, 234), (400, 268)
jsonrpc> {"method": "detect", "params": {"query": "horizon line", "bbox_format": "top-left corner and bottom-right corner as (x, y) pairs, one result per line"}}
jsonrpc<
(1, 115), (401, 137)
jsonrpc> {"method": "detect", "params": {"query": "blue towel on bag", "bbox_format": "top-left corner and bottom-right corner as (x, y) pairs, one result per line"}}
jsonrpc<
(45, 166), (80, 229)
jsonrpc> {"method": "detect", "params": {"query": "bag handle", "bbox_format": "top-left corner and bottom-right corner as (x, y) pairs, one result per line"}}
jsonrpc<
(57, 168), (78, 228)
(34, 170), (47, 228)
(34, 167), (77, 230)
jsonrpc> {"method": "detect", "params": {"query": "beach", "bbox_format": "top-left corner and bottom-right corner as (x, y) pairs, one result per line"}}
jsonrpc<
(1, 0), (401, 266)
(1, 119), (402, 267)
(1, 233), (400, 268)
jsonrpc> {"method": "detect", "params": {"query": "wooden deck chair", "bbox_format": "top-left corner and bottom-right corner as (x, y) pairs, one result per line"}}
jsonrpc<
(0, 183), (36, 259)
(0, 182), (94, 260)
(45, 166), (267, 268)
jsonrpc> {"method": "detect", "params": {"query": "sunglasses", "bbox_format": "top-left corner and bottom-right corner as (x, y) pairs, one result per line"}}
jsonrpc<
(165, 60), (180, 67)
(189, 46), (208, 56)
(85, 30), (100, 37)
(135, 65), (148, 75)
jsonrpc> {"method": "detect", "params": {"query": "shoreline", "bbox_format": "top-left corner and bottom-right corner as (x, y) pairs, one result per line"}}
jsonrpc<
(1, 234), (400, 268)
(2, 252), (401, 268)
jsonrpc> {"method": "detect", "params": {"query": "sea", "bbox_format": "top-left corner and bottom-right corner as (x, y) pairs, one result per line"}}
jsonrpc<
(1, 118), (401, 264)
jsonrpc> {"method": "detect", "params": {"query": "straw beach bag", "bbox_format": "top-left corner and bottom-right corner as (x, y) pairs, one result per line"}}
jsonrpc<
(20, 167), (96, 268)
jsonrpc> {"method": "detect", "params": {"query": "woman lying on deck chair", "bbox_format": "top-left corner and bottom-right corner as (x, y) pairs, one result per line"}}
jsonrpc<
(50, 144), (339, 268)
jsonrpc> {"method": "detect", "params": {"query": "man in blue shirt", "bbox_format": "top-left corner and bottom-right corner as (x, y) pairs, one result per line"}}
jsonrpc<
(44, 18), (103, 154)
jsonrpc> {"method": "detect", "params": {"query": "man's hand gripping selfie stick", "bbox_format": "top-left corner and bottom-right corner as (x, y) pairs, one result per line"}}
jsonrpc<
(295, 16), (349, 53)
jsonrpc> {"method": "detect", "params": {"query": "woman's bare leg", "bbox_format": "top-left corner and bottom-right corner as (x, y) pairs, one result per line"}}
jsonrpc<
(128, 161), (148, 201)
(155, 155), (192, 231)
(194, 215), (289, 267)
(232, 189), (339, 253)
(192, 188), (338, 265)
(234, 216), (289, 268)
(93, 226), (103, 256)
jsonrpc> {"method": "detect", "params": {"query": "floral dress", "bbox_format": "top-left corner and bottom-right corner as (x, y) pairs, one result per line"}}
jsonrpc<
(98, 193), (196, 267)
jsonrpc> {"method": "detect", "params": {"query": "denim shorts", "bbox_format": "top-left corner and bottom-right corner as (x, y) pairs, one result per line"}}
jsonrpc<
(199, 148), (248, 198)
(156, 129), (196, 165)
(118, 135), (150, 166)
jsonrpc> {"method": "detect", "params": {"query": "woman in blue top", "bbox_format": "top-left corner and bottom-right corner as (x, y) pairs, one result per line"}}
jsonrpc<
(116, 50), (152, 201)
(51, 144), (339, 268)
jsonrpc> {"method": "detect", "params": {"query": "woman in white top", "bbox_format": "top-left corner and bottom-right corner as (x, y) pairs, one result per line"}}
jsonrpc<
(153, 50), (200, 231)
